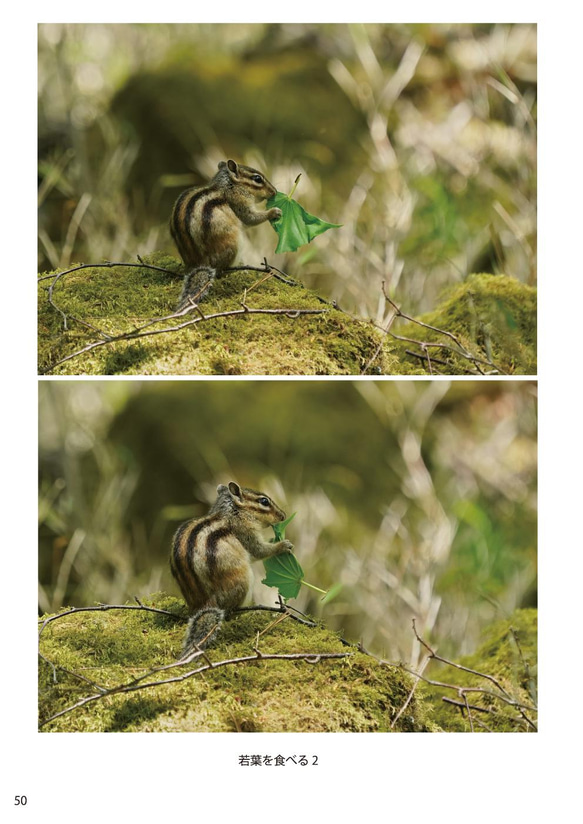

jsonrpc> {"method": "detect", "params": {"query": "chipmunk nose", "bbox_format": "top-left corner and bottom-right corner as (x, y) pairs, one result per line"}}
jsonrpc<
(278, 510), (286, 522)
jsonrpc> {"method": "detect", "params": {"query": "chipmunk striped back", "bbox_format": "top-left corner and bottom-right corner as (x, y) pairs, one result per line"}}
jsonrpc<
(170, 180), (233, 271)
(170, 482), (289, 612)
(170, 511), (225, 612)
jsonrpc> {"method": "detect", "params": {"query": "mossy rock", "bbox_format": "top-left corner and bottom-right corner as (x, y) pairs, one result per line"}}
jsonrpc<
(38, 595), (440, 733)
(37, 254), (396, 375)
(418, 608), (537, 732)
(38, 259), (535, 375)
(390, 274), (536, 375)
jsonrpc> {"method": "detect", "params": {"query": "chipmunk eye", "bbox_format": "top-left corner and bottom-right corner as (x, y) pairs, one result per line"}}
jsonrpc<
(252, 174), (263, 184)
(258, 497), (270, 506)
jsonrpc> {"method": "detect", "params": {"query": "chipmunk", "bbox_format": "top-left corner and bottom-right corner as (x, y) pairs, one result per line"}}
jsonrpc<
(170, 481), (293, 656)
(170, 160), (281, 310)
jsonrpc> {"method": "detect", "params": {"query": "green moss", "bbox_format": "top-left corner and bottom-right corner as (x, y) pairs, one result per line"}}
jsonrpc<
(38, 261), (535, 375)
(389, 274), (536, 375)
(39, 594), (439, 733)
(37, 254), (398, 375)
(419, 609), (537, 732)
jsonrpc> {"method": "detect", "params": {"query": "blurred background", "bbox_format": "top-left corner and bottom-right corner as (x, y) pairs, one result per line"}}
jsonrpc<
(38, 380), (537, 663)
(38, 23), (536, 322)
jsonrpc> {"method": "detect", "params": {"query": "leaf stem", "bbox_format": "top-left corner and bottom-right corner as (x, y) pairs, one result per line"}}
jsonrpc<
(301, 580), (328, 596)
(288, 174), (302, 200)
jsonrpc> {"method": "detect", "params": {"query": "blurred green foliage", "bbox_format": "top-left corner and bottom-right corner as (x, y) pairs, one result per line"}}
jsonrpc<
(39, 380), (536, 661)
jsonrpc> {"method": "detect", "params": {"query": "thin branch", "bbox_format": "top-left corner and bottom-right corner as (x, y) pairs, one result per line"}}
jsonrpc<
(38, 259), (182, 283)
(391, 653), (429, 729)
(462, 691), (475, 732)
(359, 624), (537, 732)
(405, 349), (471, 372)
(38, 602), (184, 638)
(224, 258), (300, 287)
(40, 649), (352, 728)
(410, 619), (537, 731)
(382, 282), (470, 351)
(412, 618), (513, 701)
(41, 304), (329, 374)
(361, 281), (507, 375)
(442, 696), (498, 715)
(233, 603), (318, 628)
(402, 665), (537, 713)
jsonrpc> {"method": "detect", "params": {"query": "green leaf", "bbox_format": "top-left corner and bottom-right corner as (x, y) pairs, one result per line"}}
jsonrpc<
(263, 510), (331, 601)
(320, 582), (343, 605)
(262, 552), (305, 600)
(267, 191), (342, 254)
(271, 511), (296, 542)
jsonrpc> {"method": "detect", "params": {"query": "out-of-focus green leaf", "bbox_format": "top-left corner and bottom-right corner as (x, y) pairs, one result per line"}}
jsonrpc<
(320, 582), (343, 605)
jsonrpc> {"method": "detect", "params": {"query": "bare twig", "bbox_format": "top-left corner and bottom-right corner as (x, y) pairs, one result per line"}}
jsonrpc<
(38, 602), (184, 638)
(405, 349), (468, 372)
(390, 653), (429, 729)
(410, 619), (537, 731)
(412, 618), (513, 700)
(38, 259), (181, 283)
(234, 603), (318, 628)
(40, 258), (510, 377)
(442, 696), (498, 715)
(359, 622), (537, 732)
(224, 258), (300, 287)
(361, 281), (507, 375)
(41, 304), (329, 374)
(382, 283), (468, 350)
(40, 649), (352, 728)
(463, 691), (475, 731)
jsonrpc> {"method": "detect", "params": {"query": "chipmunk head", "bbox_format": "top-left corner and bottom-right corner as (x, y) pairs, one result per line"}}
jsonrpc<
(217, 160), (277, 200)
(215, 481), (286, 526)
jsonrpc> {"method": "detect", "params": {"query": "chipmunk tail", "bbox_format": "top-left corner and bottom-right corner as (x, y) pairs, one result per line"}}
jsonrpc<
(181, 607), (225, 658)
(176, 266), (216, 311)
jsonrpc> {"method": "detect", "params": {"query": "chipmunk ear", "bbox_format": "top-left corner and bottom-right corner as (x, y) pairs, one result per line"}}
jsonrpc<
(226, 159), (239, 176)
(228, 481), (242, 499)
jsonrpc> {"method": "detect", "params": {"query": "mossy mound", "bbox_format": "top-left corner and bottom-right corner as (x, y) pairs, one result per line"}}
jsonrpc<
(38, 595), (440, 732)
(390, 274), (536, 375)
(37, 254), (395, 375)
(419, 608), (537, 732)
(38, 260), (535, 375)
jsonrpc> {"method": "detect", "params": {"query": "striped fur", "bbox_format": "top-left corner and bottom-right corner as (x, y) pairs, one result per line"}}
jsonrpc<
(170, 161), (278, 270)
(170, 160), (280, 309)
(170, 482), (293, 654)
